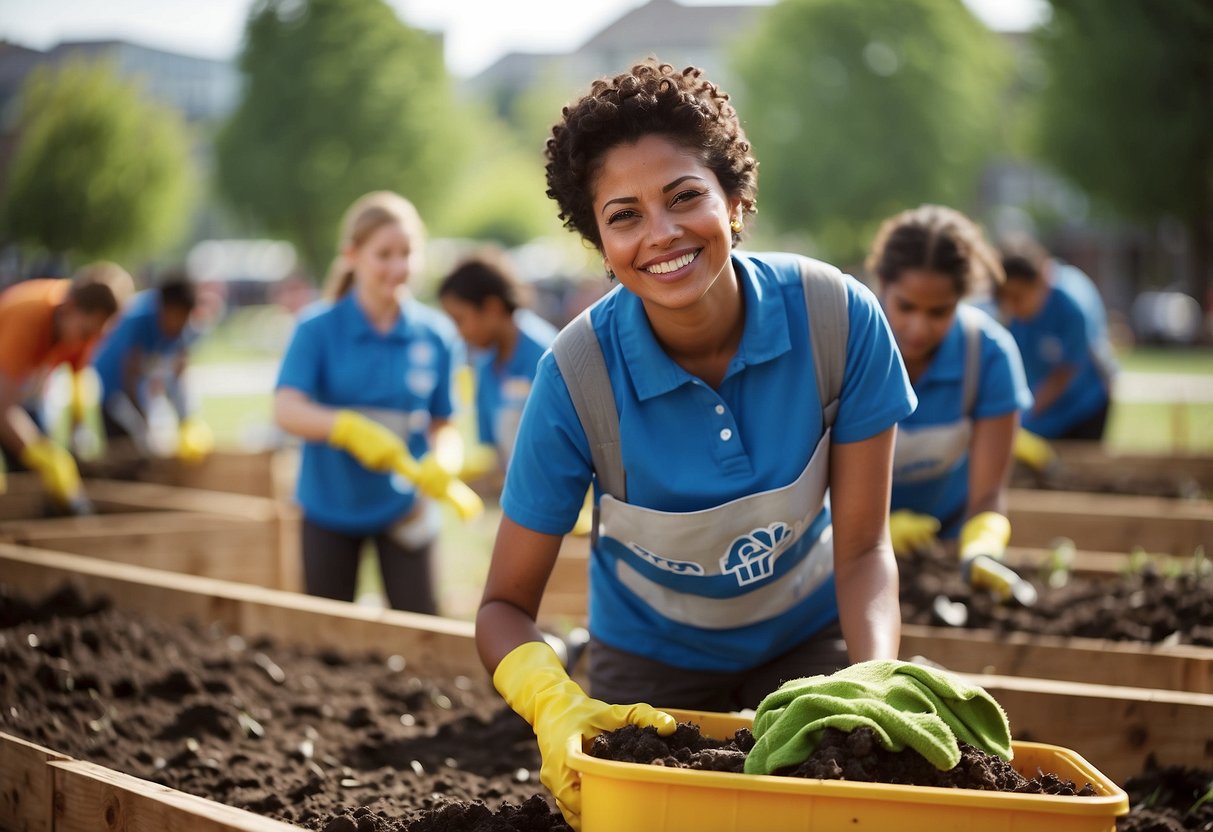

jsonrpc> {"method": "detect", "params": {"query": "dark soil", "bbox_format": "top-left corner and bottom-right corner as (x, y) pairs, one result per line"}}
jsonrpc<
(899, 549), (1213, 647)
(1011, 462), (1208, 500)
(1119, 758), (1213, 831)
(0, 583), (570, 832)
(589, 723), (1096, 795)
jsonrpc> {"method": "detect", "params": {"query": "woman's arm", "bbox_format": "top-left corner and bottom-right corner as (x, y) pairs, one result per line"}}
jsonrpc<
(829, 425), (900, 663)
(966, 411), (1019, 519)
(476, 515), (564, 673)
(1029, 365), (1075, 416)
(273, 387), (338, 442)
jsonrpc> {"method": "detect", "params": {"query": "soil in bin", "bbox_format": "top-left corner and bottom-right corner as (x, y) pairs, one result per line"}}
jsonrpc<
(1119, 759), (1213, 832)
(0, 583), (570, 832)
(590, 722), (1097, 795)
(898, 548), (1213, 646)
(1010, 462), (1207, 500)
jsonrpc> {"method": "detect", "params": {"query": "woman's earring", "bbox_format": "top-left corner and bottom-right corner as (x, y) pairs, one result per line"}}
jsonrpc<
(604, 262), (616, 281)
(730, 219), (743, 234)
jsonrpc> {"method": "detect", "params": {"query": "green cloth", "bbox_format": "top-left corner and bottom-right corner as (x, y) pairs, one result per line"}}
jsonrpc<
(743, 660), (1012, 775)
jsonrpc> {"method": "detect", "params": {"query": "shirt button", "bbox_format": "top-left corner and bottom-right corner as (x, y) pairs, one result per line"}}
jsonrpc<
(720, 428), (733, 441)
(714, 404), (725, 415)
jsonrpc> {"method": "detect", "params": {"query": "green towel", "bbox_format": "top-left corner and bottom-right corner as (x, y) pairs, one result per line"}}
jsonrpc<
(743, 660), (1012, 775)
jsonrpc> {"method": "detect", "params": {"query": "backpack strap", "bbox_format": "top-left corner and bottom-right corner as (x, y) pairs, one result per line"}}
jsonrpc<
(798, 256), (849, 429)
(957, 304), (982, 417)
(550, 308), (627, 501)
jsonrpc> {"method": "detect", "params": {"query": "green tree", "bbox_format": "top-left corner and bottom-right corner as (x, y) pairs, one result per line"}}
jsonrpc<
(1031, 0), (1213, 309)
(216, 0), (468, 276)
(1, 59), (195, 264)
(732, 0), (1010, 265)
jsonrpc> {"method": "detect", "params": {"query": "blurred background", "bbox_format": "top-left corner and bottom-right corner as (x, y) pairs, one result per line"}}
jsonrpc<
(1, 0), (1210, 453)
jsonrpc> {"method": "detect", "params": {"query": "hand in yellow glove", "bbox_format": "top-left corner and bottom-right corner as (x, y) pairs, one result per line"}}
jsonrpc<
(328, 410), (407, 472)
(494, 641), (676, 830)
(412, 424), (463, 498)
(888, 509), (940, 557)
(959, 512), (1036, 606)
(1013, 429), (1056, 474)
(20, 438), (82, 507)
(177, 416), (214, 465)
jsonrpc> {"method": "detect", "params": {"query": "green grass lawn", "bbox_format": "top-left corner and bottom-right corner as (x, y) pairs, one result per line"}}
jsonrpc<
(1116, 346), (1213, 376)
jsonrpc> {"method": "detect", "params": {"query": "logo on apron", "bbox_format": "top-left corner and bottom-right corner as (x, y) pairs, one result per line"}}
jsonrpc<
(627, 543), (705, 576)
(721, 522), (793, 586)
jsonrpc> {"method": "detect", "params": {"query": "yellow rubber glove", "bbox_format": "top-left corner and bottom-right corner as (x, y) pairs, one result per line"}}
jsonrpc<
(459, 443), (499, 482)
(69, 369), (88, 426)
(493, 641), (676, 830)
(177, 417), (215, 465)
(20, 438), (82, 507)
(959, 512), (1036, 605)
(413, 424), (463, 498)
(1013, 429), (1056, 473)
(888, 509), (941, 557)
(570, 487), (594, 537)
(328, 410), (407, 472)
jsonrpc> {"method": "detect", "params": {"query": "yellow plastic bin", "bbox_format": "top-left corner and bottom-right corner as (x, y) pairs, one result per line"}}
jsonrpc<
(569, 709), (1129, 832)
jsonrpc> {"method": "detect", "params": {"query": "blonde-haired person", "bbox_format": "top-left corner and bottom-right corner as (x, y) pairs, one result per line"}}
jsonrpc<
(866, 205), (1034, 601)
(274, 191), (464, 613)
(0, 262), (134, 506)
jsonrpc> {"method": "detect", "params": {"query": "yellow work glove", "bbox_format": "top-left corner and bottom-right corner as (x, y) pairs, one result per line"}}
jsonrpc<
(177, 417), (215, 465)
(459, 443), (499, 481)
(1013, 429), (1056, 473)
(69, 369), (88, 425)
(959, 512), (1036, 606)
(20, 438), (82, 507)
(888, 509), (940, 557)
(412, 424), (463, 499)
(328, 410), (407, 472)
(493, 641), (676, 830)
(570, 487), (594, 537)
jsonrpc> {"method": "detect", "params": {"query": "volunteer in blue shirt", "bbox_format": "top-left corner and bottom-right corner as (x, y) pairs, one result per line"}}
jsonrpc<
(274, 190), (464, 615)
(475, 60), (916, 830)
(997, 235), (1116, 451)
(92, 273), (212, 463)
(437, 249), (557, 467)
(867, 205), (1033, 593)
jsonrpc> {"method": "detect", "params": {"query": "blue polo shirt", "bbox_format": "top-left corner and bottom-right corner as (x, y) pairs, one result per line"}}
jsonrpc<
(92, 290), (195, 403)
(474, 309), (556, 453)
(891, 305), (1032, 534)
(1007, 266), (1111, 438)
(276, 292), (461, 535)
(502, 251), (916, 670)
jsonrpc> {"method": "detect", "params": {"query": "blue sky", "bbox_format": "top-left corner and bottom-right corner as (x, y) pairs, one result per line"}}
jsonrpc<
(0, 0), (1049, 78)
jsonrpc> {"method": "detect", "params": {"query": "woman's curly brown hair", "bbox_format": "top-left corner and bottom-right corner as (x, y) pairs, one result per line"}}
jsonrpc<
(545, 60), (758, 251)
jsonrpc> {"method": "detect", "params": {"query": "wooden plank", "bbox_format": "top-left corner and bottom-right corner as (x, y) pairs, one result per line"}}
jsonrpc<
(50, 759), (299, 832)
(903, 625), (1213, 693)
(81, 450), (280, 499)
(0, 512), (282, 589)
(969, 673), (1213, 785)
(1007, 487), (1213, 554)
(84, 479), (279, 523)
(1052, 442), (1213, 488)
(0, 732), (69, 832)
(0, 544), (483, 682)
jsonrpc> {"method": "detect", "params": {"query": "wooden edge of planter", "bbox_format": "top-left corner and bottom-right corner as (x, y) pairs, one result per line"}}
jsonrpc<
(85, 478), (281, 522)
(0, 543), (484, 683)
(80, 450), (281, 500)
(965, 673), (1213, 785)
(0, 732), (69, 832)
(902, 624), (1213, 694)
(50, 758), (301, 832)
(1050, 442), (1213, 485)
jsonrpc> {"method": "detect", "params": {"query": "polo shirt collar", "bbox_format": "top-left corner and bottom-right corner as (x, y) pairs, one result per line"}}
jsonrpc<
(617, 254), (792, 401)
(337, 290), (412, 341)
(918, 311), (966, 386)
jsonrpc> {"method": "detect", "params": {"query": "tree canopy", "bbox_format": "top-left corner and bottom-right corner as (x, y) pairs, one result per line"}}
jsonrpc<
(1031, 0), (1213, 303)
(215, 0), (468, 276)
(732, 0), (1010, 265)
(1, 59), (195, 264)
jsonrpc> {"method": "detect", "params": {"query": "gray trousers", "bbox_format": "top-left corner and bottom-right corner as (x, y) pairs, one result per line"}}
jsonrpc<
(300, 517), (437, 614)
(588, 620), (848, 712)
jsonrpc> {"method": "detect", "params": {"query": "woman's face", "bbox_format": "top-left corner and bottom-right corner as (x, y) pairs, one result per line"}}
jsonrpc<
(346, 219), (419, 309)
(441, 294), (497, 351)
(880, 268), (961, 364)
(592, 134), (741, 313)
(998, 278), (1047, 321)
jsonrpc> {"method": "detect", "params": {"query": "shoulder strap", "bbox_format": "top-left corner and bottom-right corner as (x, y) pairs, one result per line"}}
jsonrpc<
(550, 308), (626, 501)
(957, 304), (982, 417)
(799, 257), (849, 428)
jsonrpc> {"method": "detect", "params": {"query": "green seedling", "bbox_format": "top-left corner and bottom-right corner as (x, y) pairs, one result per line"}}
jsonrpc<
(1042, 537), (1075, 589)
(1122, 547), (1151, 577)
(1191, 546), (1210, 580)
(1185, 780), (1213, 818)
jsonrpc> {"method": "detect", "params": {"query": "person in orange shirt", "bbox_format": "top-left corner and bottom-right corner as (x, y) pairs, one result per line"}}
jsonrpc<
(0, 262), (134, 506)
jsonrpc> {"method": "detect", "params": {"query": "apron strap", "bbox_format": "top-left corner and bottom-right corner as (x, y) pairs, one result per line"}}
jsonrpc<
(798, 256), (849, 429)
(957, 304), (983, 417)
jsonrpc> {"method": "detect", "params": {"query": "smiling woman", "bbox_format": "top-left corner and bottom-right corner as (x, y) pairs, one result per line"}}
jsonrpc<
(474, 59), (918, 830)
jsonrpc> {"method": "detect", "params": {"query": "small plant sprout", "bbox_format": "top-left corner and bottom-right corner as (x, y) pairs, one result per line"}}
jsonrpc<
(1123, 547), (1151, 577)
(1191, 546), (1210, 580)
(1042, 537), (1075, 589)
(1186, 778), (1213, 818)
